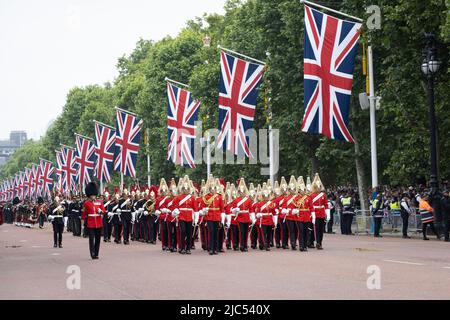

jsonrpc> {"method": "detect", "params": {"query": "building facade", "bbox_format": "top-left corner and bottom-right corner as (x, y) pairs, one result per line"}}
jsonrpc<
(0, 131), (27, 166)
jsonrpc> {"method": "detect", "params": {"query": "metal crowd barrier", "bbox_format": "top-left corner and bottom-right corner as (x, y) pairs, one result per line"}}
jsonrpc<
(333, 208), (422, 235)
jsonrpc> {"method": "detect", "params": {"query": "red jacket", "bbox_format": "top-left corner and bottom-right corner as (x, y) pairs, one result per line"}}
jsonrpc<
(297, 195), (314, 223)
(230, 196), (253, 223)
(273, 195), (287, 219)
(283, 195), (299, 221)
(255, 200), (276, 226)
(155, 196), (171, 221)
(310, 192), (328, 219)
(203, 193), (224, 222)
(82, 199), (106, 229)
(173, 194), (197, 222)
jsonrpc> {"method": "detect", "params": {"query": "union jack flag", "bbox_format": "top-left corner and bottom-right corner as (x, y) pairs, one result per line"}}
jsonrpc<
(167, 82), (200, 168)
(13, 174), (19, 198)
(31, 164), (42, 199)
(301, 5), (361, 143)
(24, 168), (33, 199)
(217, 51), (265, 158)
(75, 135), (96, 189)
(55, 150), (63, 194)
(94, 122), (116, 183)
(39, 159), (54, 198)
(61, 146), (78, 193)
(17, 171), (24, 200)
(114, 109), (143, 178)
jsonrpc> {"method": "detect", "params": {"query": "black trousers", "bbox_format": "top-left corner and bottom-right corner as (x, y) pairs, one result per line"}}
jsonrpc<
(82, 220), (89, 237)
(250, 224), (258, 248)
(259, 225), (272, 249)
(218, 225), (224, 250)
(52, 223), (64, 245)
(423, 221), (439, 238)
(160, 220), (169, 248)
(179, 220), (192, 251)
(373, 217), (383, 236)
(149, 215), (158, 242)
(230, 224), (239, 249)
(103, 216), (112, 240)
(299, 222), (309, 249)
(168, 221), (178, 249)
(444, 219), (450, 241)
(67, 216), (73, 232)
(308, 222), (315, 245)
(401, 213), (409, 236)
(315, 218), (326, 245)
(88, 228), (102, 257)
(238, 222), (249, 249)
(287, 220), (299, 247)
(114, 223), (122, 242)
(342, 214), (354, 235)
(326, 212), (334, 233)
(38, 214), (45, 228)
(73, 217), (81, 236)
(207, 221), (219, 252)
(123, 219), (132, 242)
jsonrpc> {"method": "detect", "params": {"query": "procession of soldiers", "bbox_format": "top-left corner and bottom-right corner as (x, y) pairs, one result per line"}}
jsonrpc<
(0, 173), (334, 258)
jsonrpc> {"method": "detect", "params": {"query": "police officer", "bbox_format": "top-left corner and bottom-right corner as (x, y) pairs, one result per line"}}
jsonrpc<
(341, 192), (355, 235)
(81, 182), (106, 259)
(441, 190), (450, 242)
(372, 194), (384, 237)
(400, 194), (412, 239)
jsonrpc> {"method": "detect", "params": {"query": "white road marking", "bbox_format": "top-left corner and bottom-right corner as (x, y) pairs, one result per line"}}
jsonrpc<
(51, 253), (60, 256)
(383, 259), (425, 266)
(32, 246), (43, 248)
(443, 267), (450, 269)
(20, 240), (27, 242)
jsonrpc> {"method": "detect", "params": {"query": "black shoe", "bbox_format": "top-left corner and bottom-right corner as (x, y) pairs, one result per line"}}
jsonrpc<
(300, 247), (305, 252)
(186, 250), (191, 255)
(213, 251), (218, 255)
(423, 237), (430, 241)
(308, 244), (315, 249)
(282, 245), (288, 249)
(233, 247), (239, 251)
(316, 244), (323, 250)
(124, 241), (129, 245)
(58, 244), (63, 248)
(53, 244), (57, 248)
(276, 244), (281, 249)
(219, 249), (225, 253)
(226, 245), (231, 250)
(93, 256), (99, 259)
(291, 246), (297, 251)
(266, 247), (270, 251)
(402, 235), (411, 239)
(251, 245), (256, 250)
(445, 239), (450, 242)
(180, 249), (186, 254)
(209, 250), (214, 255)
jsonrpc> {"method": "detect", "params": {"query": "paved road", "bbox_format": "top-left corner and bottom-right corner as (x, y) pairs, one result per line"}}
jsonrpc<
(1, 223), (449, 300)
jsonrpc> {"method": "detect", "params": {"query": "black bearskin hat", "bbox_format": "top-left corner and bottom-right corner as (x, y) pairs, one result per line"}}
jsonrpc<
(37, 197), (44, 204)
(12, 197), (20, 205)
(85, 182), (99, 197)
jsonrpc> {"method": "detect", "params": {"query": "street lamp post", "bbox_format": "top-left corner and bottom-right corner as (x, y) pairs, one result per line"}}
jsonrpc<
(421, 33), (442, 233)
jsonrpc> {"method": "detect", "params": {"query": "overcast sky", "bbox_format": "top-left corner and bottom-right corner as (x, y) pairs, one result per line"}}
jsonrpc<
(0, 0), (226, 141)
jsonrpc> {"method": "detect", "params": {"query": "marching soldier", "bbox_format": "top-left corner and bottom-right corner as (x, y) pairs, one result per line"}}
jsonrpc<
(36, 197), (46, 229)
(69, 195), (82, 237)
(310, 174), (329, 249)
(81, 182), (106, 259)
(275, 178), (289, 249)
(254, 184), (276, 251)
(47, 196), (65, 248)
(296, 180), (314, 252)
(120, 189), (133, 245)
(145, 186), (158, 244)
(224, 182), (236, 250)
(282, 176), (300, 250)
(197, 180), (208, 251)
(167, 178), (179, 252)
(249, 183), (259, 250)
(155, 179), (170, 251)
(102, 188), (113, 242)
(109, 188), (123, 244)
(171, 176), (197, 254)
(229, 178), (253, 252)
(130, 187), (140, 241)
(202, 177), (225, 255)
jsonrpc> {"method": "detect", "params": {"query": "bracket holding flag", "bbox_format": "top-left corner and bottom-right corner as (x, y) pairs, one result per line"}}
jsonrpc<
(165, 77), (190, 88)
(217, 45), (267, 66)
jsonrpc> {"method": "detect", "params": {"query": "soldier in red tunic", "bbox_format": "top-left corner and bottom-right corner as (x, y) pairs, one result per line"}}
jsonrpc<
(171, 176), (197, 255)
(197, 180), (208, 251)
(255, 184), (277, 251)
(81, 182), (106, 260)
(281, 176), (300, 250)
(274, 178), (289, 249)
(310, 173), (329, 250)
(155, 178), (171, 251)
(295, 180), (314, 252)
(166, 178), (178, 253)
(202, 177), (225, 255)
(230, 178), (254, 252)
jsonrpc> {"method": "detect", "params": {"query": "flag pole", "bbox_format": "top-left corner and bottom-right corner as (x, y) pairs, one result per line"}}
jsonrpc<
(146, 128), (151, 186)
(217, 45), (266, 65)
(165, 77), (190, 88)
(299, 0), (363, 22)
(120, 172), (124, 193)
(206, 131), (211, 179)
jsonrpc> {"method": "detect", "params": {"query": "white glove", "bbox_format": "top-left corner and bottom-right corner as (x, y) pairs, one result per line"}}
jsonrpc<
(250, 212), (256, 225)
(48, 215), (54, 221)
(194, 211), (200, 226)
(117, 209), (122, 213)
(256, 213), (263, 219)
(231, 207), (239, 215)
(311, 212), (316, 224)
(281, 208), (288, 215)
(139, 208), (144, 213)
(273, 215), (278, 227)
(325, 209), (331, 222)
(173, 209), (180, 218)
(97, 208), (103, 214)
(293, 209), (299, 215)
(203, 207), (209, 214)
(226, 214), (232, 228)
(107, 212), (114, 217)
(144, 211), (149, 216)
(155, 210), (161, 216)
(220, 212), (226, 225)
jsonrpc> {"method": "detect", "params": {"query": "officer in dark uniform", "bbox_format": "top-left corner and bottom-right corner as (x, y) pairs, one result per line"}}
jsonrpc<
(67, 194), (74, 233)
(48, 196), (65, 248)
(102, 190), (113, 242)
(119, 189), (132, 245)
(110, 189), (122, 244)
(372, 194), (384, 237)
(441, 190), (450, 242)
(341, 191), (355, 235)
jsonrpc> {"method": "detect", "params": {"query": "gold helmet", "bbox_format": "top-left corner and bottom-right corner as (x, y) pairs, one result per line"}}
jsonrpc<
(249, 183), (256, 200)
(256, 184), (262, 202)
(273, 180), (281, 196)
(267, 179), (273, 195)
(297, 176), (306, 194)
(200, 179), (207, 196)
(312, 173), (325, 192)
(288, 176), (297, 194)
(169, 178), (177, 196)
(159, 178), (169, 195)
(237, 178), (249, 196)
(206, 174), (215, 193)
(262, 182), (272, 199)
(215, 178), (224, 195)
(180, 175), (190, 194)
(306, 176), (312, 194)
(189, 179), (196, 195)
(225, 183), (235, 204)
(280, 177), (288, 194)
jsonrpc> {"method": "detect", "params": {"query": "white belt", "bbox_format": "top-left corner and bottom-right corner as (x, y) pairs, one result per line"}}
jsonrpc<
(88, 214), (101, 217)
(53, 215), (63, 217)
(179, 208), (193, 211)
(314, 206), (324, 209)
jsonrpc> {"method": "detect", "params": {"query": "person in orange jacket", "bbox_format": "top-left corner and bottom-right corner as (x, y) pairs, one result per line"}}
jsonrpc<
(81, 182), (106, 260)
(418, 194), (440, 241)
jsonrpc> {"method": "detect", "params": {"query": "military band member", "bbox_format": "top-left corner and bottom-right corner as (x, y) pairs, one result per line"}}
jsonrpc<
(69, 195), (82, 237)
(109, 188), (123, 244)
(102, 188), (113, 242)
(48, 196), (65, 248)
(202, 177), (225, 255)
(121, 189), (133, 245)
(81, 182), (106, 259)
(35, 197), (46, 229)
(144, 187), (158, 244)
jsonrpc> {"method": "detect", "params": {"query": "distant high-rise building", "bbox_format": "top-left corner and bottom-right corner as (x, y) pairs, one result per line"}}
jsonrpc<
(0, 131), (28, 166)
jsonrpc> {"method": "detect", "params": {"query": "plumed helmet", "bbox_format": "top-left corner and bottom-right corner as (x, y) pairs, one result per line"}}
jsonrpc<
(13, 197), (20, 205)
(85, 182), (99, 197)
(37, 197), (44, 205)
